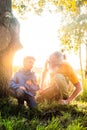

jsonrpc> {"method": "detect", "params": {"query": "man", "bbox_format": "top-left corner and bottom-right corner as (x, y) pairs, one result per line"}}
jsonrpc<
(9, 56), (40, 108)
(37, 51), (82, 105)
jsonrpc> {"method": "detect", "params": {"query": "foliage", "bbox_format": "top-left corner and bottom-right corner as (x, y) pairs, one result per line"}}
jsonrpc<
(12, 0), (87, 16)
(79, 78), (87, 101)
(11, 0), (87, 68)
(58, 9), (87, 52)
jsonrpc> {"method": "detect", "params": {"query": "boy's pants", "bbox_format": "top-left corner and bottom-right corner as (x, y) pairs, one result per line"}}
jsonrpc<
(10, 88), (37, 108)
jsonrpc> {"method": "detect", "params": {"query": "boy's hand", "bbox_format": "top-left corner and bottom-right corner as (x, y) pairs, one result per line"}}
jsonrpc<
(20, 86), (26, 91)
(26, 80), (32, 86)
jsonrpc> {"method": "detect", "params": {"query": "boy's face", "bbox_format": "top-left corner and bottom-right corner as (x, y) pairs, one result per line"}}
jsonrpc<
(23, 58), (35, 71)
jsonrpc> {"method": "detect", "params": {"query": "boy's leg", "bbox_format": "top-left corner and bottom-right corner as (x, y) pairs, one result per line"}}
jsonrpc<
(17, 98), (24, 106)
(15, 88), (25, 106)
(10, 88), (25, 106)
(26, 96), (37, 109)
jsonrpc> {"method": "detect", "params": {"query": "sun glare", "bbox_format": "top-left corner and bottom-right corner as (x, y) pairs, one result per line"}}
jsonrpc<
(13, 12), (62, 68)
(13, 12), (83, 70)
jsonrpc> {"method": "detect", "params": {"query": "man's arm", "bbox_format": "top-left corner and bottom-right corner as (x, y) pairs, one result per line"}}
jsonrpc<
(40, 60), (48, 89)
(59, 82), (82, 105)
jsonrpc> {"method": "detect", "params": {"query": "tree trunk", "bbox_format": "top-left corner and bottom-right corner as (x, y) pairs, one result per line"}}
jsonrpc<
(0, 0), (22, 97)
(79, 45), (83, 80)
(85, 43), (87, 78)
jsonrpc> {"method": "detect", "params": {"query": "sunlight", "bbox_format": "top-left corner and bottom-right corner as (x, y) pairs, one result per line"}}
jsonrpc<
(13, 12), (83, 70)
(13, 12), (62, 68)
(13, 49), (27, 67)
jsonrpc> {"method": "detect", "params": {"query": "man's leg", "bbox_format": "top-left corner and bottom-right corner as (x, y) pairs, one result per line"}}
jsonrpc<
(36, 74), (68, 102)
(53, 74), (69, 100)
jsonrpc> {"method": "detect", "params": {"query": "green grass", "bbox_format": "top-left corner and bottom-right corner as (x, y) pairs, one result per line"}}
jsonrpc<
(0, 98), (87, 130)
(0, 78), (87, 130)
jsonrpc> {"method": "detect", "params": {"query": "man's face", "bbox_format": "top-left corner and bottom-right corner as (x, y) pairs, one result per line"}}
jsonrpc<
(48, 57), (58, 69)
(24, 59), (35, 71)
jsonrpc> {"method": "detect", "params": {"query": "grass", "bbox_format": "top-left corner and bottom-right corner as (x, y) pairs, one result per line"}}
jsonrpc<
(0, 78), (87, 130)
(0, 97), (87, 130)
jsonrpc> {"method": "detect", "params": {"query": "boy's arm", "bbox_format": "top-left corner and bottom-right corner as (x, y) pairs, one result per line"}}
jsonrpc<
(26, 80), (40, 91)
(9, 73), (24, 90)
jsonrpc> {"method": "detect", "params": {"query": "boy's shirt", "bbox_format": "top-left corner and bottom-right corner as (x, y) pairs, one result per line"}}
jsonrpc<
(9, 68), (40, 96)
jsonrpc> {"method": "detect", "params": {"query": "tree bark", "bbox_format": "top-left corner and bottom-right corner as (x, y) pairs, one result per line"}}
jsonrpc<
(85, 43), (87, 78)
(0, 0), (22, 97)
(79, 45), (83, 80)
(0, 0), (12, 15)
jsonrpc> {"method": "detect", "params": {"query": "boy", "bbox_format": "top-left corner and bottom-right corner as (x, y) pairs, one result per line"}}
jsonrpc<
(9, 56), (39, 108)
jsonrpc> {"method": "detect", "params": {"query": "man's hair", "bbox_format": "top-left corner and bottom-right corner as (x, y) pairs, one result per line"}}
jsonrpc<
(23, 56), (35, 63)
(48, 51), (63, 66)
(50, 51), (63, 59)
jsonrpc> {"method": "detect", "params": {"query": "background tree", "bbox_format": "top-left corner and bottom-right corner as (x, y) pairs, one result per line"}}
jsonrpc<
(58, 6), (87, 78)
(0, 0), (22, 97)
(12, 0), (87, 16)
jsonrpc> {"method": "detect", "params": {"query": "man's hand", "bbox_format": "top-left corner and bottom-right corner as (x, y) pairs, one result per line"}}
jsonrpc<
(58, 99), (69, 105)
(38, 89), (43, 95)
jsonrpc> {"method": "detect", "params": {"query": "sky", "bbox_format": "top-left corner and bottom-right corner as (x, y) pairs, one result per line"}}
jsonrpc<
(13, 11), (86, 70)
(13, 12), (62, 68)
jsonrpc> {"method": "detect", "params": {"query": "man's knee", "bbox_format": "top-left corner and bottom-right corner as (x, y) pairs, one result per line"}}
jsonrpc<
(53, 74), (68, 99)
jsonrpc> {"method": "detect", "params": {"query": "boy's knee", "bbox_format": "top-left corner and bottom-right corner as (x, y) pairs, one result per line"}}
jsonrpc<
(16, 88), (24, 98)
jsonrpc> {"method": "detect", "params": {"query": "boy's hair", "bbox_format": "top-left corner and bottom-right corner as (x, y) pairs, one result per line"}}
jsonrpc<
(23, 56), (35, 63)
